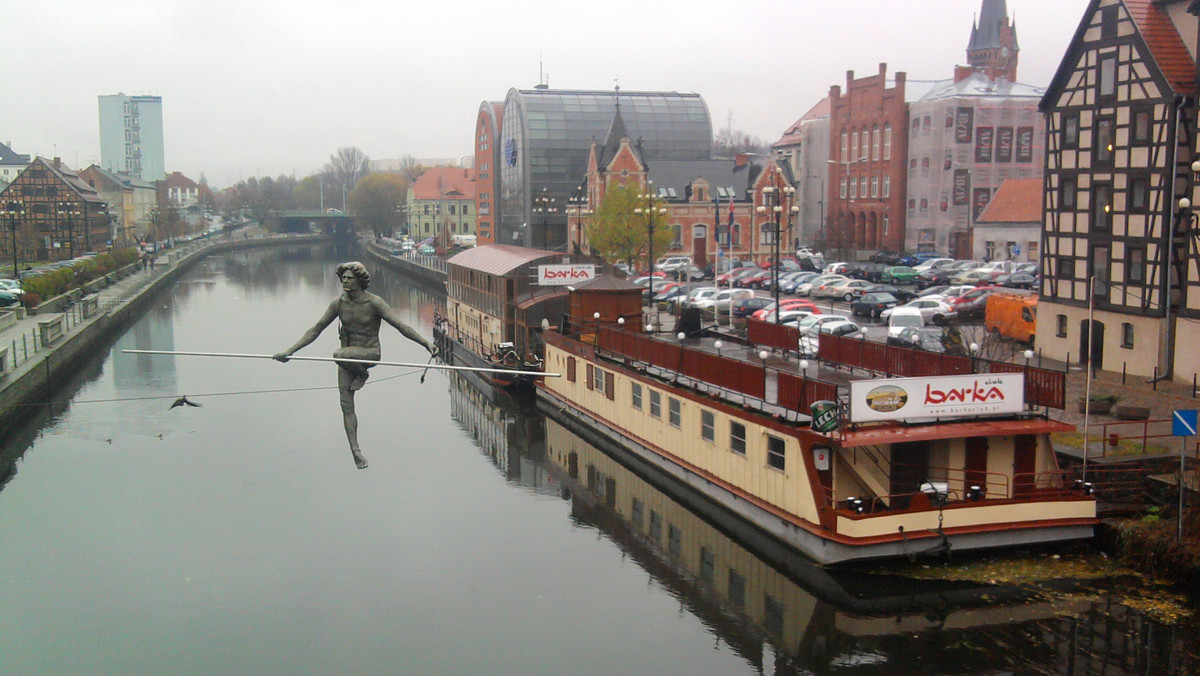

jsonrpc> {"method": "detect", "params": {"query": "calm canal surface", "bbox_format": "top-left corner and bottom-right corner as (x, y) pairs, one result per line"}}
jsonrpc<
(2, 244), (1198, 675)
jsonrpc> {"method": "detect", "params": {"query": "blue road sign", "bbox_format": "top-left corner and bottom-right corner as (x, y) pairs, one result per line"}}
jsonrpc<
(1172, 409), (1198, 437)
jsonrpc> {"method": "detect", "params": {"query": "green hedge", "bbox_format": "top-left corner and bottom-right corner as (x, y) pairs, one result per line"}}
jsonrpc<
(20, 248), (139, 309)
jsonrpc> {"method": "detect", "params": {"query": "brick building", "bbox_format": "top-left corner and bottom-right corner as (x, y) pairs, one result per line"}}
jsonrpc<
(0, 157), (110, 261)
(826, 63), (908, 258)
(474, 102), (503, 245)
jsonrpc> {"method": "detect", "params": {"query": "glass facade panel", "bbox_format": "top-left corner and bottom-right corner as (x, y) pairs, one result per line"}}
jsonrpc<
(498, 88), (713, 248)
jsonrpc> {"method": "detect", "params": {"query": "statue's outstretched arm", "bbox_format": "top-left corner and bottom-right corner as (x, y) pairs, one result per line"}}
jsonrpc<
(275, 300), (339, 361)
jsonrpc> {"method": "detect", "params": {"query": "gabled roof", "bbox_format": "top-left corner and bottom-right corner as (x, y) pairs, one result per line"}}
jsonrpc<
(37, 158), (106, 205)
(774, 96), (830, 146)
(1041, 0), (1195, 109)
(0, 141), (29, 165)
(976, 178), (1042, 223)
(574, 275), (642, 291)
(412, 167), (476, 200)
(636, 159), (753, 201)
(597, 106), (636, 169)
(446, 244), (559, 276)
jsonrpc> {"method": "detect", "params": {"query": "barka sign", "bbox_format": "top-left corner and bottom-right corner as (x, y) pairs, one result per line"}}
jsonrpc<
(537, 264), (596, 286)
(848, 373), (1025, 423)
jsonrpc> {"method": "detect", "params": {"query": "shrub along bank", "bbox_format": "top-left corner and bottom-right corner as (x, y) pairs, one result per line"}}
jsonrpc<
(18, 248), (139, 308)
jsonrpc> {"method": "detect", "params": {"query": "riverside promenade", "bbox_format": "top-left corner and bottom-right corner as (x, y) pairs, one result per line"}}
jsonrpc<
(0, 230), (332, 435)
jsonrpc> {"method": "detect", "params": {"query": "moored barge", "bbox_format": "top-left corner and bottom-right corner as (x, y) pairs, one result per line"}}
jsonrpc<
(537, 285), (1095, 565)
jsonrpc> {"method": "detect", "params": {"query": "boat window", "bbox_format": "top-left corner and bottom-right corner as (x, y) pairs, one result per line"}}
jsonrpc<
(767, 435), (785, 470)
(631, 382), (643, 410)
(669, 398), (681, 427)
(701, 411), (714, 441)
(730, 422), (746, 455)
(650, 391), (662, 418)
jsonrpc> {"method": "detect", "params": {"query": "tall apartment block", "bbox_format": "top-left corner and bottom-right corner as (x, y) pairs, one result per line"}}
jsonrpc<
(98, 93), (165, 182)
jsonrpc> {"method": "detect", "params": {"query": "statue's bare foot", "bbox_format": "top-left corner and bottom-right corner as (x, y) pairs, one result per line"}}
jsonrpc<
(352, 449), (369, 469)
(348, 371), (369, 391)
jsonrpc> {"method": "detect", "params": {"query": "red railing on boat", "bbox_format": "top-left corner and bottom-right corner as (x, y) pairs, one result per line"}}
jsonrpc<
(746, 319), (801, 354)
(595, 325), (766, 399)
(816, 333), (1066, 409)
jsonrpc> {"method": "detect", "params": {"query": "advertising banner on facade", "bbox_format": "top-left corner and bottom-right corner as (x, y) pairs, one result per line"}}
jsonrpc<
(952, 169), (971, 206)
(955, 107), (974, 143)
(1016, 126), (1034, 163)
(537, 264), (596, 286)
(996, 127), (1014, 163)
(973, 187), (993, 220)
(975, 127), (994, 163)
(848, 373), (1025, 423)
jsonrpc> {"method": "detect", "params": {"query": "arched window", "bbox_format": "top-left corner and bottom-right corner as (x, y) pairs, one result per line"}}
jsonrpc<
(872, 125), (881, 161)
(860, 126), (869, 161)
(731, 223), (741, 248)
(850, 131), (858, 162)
(692, 224), (707, 240)
(671, 224), (682, 248)
(883, 124), (892, 160)
(840, 130), (848, 161)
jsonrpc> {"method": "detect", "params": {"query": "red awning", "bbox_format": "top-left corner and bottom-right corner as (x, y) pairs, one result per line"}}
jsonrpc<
(832, 417), (1074, 448)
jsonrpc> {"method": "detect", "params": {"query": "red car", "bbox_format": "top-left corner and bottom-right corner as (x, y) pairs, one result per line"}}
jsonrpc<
(736, 268), (773, 288)
(716, 266), (759, 285)
(752, 298), (820, 321)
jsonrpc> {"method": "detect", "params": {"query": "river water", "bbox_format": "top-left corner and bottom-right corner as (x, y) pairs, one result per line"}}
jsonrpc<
(1, 244), (1198, 675)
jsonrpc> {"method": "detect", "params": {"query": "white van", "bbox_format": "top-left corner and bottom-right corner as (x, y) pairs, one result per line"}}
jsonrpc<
(887, 307), (926, 337)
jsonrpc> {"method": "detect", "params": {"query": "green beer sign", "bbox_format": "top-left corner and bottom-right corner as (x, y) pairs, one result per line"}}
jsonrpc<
(810, 400), (840, 433)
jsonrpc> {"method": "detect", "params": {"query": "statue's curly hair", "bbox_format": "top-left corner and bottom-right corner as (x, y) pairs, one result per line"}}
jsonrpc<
(335, 261), (370, 290)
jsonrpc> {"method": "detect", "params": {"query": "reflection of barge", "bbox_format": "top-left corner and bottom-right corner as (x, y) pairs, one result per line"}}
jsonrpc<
(537, 283), (1096, 565)
(434, 245), (573, 390)
(541, 415), (1112, 673)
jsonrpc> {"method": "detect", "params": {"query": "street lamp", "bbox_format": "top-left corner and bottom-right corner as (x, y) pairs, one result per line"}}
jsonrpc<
(567, 195), (591, 255)
(757, 178), (798, 324)
(634, 182), (668, 331)
(532, 187), (557, 250)
(1, 200), (23, 282)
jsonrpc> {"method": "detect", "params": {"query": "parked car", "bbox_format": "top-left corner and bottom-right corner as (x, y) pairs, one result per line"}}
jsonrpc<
(911, 257), (955, 274)
(950, 268), (1003, 286)
(849, 292), (901, 319)
(655, 255), (693, 273)
(886, 306), (927, 338)
(779, 271), (819, 294)
(716, 266), (759, 286)
(732, 296), (774, 318)
(948, 286), (1006, 321)
(678, 286), (719, 308)
(985, 292), (1037, 344)
(0, 279), (23, 297)
(862, 283), (917, 303)
(695, 288), (756, 314)
(796, 274), (847, 297)
(924, 284), (977, 302)
(756, 299), (820, 322)
(0, 289), (18, 307)
(887, 327), (946, 353)
(652, 285), (687, 305)
(993, 272), (1038, 290)
(776, 309), (818, 325)
(644, 281), (681, 301)
(795, 313), (852, 337)
(880, 265), (918, 284)
(799, 319), (864, 356)
(736, 268), (774, 289)
(879, 298), (954, 325)
(814, 278), (873, 301)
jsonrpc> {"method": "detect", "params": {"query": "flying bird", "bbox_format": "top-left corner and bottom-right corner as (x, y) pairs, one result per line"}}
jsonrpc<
(169, 395), (202, 410)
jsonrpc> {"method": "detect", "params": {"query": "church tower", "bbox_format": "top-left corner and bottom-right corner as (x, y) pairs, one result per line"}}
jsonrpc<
(967, 0), (1019, 81)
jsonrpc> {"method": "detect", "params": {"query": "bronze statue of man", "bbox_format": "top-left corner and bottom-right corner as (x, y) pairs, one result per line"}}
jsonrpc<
(274, 261), (436, 469)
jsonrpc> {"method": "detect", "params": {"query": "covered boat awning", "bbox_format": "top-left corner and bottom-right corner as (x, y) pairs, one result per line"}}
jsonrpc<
(828, 418), (1075, 448)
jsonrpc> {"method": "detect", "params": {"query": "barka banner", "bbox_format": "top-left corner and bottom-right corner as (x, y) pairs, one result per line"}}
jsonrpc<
(848, 373), (1025, 423)
(537, 264), (596, 286)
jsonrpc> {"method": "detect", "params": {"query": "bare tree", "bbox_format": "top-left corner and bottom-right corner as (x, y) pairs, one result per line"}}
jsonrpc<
(324, 147), (371, 196)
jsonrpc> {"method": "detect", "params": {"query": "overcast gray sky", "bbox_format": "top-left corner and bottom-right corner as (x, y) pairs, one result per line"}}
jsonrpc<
(3, 0), (1090, 188)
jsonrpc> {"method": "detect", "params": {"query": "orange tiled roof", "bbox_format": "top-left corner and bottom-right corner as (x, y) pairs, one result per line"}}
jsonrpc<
(412, 167), (476, 200)
(1124, 0), (1195, 93)
(977, 178), (1042, 223)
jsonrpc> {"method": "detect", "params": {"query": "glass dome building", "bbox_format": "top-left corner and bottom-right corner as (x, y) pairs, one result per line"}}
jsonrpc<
(498, 86), (712, 250)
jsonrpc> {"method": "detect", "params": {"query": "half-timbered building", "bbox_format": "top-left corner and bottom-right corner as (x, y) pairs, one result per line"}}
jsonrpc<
(1038, 0), (1197, 379)
(0, 157), (111, 263)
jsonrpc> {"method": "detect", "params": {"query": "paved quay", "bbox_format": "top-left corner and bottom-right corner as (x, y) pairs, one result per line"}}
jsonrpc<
(0, 229), (324, 433)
